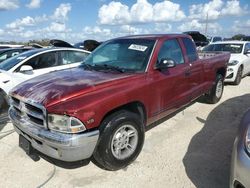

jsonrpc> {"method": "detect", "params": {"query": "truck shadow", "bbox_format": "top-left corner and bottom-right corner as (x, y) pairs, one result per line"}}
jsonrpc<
(183, 94), (250, 188)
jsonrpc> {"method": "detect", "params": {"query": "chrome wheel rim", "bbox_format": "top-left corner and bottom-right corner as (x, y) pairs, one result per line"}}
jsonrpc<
(111, 124), (138, 160)
(215, 79), (223, 98)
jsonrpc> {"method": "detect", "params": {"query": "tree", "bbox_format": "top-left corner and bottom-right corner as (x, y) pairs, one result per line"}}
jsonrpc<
(231, 34), (245, 40)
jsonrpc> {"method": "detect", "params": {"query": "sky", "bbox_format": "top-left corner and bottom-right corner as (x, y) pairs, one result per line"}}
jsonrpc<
(0, 0), (249, 43)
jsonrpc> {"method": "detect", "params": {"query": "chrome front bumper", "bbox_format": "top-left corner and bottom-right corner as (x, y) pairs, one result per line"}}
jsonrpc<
(9, 107), (99, 162)
(230, 110), (250, 188)
(230, 136), (250, 188)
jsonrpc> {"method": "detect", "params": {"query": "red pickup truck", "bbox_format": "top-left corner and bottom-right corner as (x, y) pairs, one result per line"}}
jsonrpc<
(9, 34), (230, 170)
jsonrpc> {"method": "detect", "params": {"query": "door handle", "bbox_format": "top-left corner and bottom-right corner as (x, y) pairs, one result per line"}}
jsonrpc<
(185, 70), (191, 77)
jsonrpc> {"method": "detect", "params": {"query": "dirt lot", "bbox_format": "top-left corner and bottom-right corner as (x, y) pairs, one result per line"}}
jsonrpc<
(1, 77), (250, 188)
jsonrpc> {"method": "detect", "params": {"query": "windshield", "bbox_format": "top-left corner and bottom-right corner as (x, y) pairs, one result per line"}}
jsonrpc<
(202, 43), (243, 54)
(83, 38), (156, 73)
(0, 50), (39, 71)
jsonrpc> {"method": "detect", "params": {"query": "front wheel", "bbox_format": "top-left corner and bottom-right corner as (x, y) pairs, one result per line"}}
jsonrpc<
(92, 110), (145, 171)
(232, 66), (243, 85)
(0, 91), (8, 115)
(205, 74), (224, 104)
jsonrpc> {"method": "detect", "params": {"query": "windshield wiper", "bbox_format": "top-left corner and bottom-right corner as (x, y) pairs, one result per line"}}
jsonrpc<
(80, 63), (95, 70)
(94, 64), (125, 73)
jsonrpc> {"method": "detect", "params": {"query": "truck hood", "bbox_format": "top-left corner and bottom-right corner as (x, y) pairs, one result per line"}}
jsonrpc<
(11, 67), (135, 107)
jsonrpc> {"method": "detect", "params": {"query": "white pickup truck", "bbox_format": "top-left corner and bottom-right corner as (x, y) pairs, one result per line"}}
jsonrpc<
(0, 48), (90, 114)
(203, 41), (250, 85)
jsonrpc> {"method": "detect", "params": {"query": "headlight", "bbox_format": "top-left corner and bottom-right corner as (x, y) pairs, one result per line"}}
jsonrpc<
(48, 114), (86, 133)
(228, 60), (239, 66)
(245, 125), (250, 154)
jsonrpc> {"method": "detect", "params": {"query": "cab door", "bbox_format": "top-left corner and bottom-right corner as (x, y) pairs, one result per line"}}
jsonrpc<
(149, 38), (191, 117)
(181, 37), (204, 100)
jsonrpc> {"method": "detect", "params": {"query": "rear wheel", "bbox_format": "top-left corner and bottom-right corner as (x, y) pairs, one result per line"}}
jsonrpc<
(92, 110), (145, 171)
(205, 74), (224, 104)
(233, 66), (243, 85)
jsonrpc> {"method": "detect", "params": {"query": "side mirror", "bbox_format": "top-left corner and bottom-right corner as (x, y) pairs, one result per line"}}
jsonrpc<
(244, 50), (250, 55)
(19, 65), (33, 73)
(156, 58), (176, 70)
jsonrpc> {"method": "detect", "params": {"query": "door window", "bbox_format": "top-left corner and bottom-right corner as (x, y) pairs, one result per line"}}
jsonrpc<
(158, 39), (184, 65)
(182, 38), (198, 63)
(59, 51), (88, 65)
(24, 52), (57, 70)
(244, 43), (250, 53)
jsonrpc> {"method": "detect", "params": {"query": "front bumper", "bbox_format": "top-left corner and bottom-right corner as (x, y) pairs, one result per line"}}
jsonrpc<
(230, 136), (250, 188)
(9, 107), (99, 162)
(225, 66), (238, 83)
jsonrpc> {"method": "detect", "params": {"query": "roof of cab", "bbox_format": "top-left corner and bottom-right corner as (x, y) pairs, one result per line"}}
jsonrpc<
(116, 34), (190, 40)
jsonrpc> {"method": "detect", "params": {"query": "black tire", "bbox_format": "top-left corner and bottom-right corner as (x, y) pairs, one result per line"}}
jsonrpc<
(233, 66), (243, 85)
(205, 74), (224, 104)
(92, 110), (145, 171)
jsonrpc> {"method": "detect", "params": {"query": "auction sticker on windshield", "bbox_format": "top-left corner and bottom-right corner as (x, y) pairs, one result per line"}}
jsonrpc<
(230, 45), (241, 48)
(17, 56), (27, 60)
(128, 44), (148, 52)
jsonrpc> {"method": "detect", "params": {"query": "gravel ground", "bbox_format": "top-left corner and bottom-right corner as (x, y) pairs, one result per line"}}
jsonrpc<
(1, 76), (250, 188)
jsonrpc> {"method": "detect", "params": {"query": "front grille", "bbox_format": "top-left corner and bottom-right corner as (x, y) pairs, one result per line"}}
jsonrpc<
(10, 96), (46, 128)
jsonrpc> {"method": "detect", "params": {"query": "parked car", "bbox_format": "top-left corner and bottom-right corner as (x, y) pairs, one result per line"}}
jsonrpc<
(74, 40), (102, 52)
(230, 109), (250, 188)
(208, 36), (223, 43)
(183, 31), (209, 47)
(0, 48), (90, 113)
(202, 41), (250, 85)
(0, 44), (24, 49)
(9, 34), (230, 170)
(242, 36), (250, 41)
(0, 47), (32, 63)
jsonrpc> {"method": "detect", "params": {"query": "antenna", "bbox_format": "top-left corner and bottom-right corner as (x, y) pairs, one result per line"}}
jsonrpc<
(205, 12), (208, 36)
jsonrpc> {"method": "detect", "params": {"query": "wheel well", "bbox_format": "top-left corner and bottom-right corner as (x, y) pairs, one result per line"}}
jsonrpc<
(0, 89), (8, 102)
(101, 101), (147, 126)
(216, 68), (226, 78)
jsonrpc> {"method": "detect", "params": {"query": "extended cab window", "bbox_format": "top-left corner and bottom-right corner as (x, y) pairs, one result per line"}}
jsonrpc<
(59, 51), (88, 65)
(24, 52), (57, 70)
(158, 39), (184, 65)
(182, 38), (198, 63)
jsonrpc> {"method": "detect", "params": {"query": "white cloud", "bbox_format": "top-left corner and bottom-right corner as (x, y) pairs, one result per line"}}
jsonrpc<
(6, 16), (36, 29)
(98, 0), (186, 25)
(153, 1), (185, 22)
(130, 0), (153, 23)
(20, 30), (35, 38)
(189, 0), (247, 21)
(119, 25), (145, 34)
(46, 22), (69, 33)
(52, 3), (71, 21)
(178, 19), (222, 34)
(0, 29), (4, 36)
(83, 26), (111, 36)
(189, 0), (223, 20)
(0, 0), (19, 10)
(232, 20), (250, 35)
(98, 2), (130, 25)
(221, 0), (248, 16)
(26, 0), (41, 9)
(154, 23), (172, 33)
